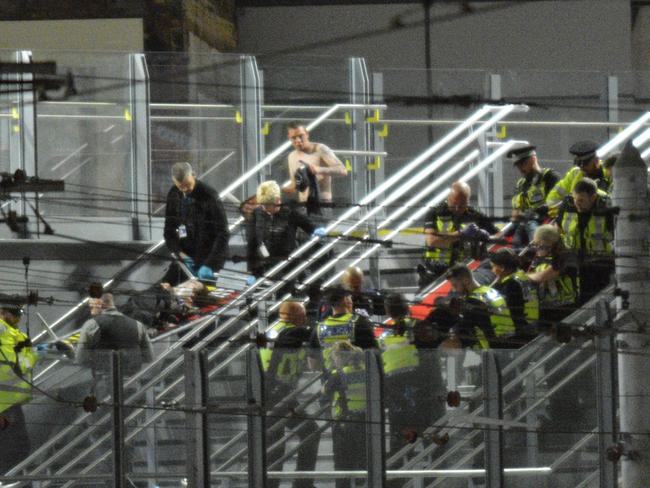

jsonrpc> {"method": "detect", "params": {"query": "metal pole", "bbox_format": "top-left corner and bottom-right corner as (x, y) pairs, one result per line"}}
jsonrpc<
(112, 351), (126, 488)
(482, 350), (504, 488)
(240, 56), (263, 200)
(185, 350), (210, 488)
(348, 57), (371, 204)
(246, 348), (267, 488)
(614, 141), (650, 485)
(128, 53), (152, 240)
(365, 350), (386, 488)
(607, 76), (619, 140)
(595, 299), (618, 487)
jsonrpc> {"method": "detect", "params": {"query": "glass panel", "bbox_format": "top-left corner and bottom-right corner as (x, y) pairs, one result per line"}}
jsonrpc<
(4, 350), (115, 484)
(30, 51), (134, 222)
(209, 346), (250, 486)
(148, 52), (244, 216)
(497, 342), (599, 488)
(384, 347), (456, 488)
(125, 347), (189, 487)
(259, 56), (355, 211)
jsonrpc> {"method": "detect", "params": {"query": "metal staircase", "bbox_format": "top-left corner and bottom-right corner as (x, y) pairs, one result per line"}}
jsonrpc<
(4, 104), (529, 487)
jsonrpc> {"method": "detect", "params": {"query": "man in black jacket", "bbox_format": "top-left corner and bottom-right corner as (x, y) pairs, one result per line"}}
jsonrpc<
(164, 162), (230, 280)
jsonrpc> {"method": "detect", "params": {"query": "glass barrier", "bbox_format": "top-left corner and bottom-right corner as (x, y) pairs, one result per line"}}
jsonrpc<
(258, 56), (357, 210)
(0, 336), (607, 486)
(496, 342), (600, 488)
(2, 350), (116, 484)
(147, 52), (245, 214)
(124, 346), (189, 487)
(258, 346), (368, 488)
(27, 51), (134, 223)
(208, 346), (251, 485)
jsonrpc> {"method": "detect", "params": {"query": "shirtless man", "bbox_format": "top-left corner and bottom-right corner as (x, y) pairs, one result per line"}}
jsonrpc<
(283, 121), (348, 215)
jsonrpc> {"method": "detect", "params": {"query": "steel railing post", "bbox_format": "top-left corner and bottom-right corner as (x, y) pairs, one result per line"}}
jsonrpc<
(246, 348), (267, 488)
(482, 350), (504, 488)
(366, 350), (386, 488)
(185, 350), (210, 487)
(111, 351), (126, 488)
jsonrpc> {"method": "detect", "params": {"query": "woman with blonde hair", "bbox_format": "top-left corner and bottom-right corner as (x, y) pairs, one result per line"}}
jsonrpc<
(527, 224), (579, 329)
(245, 180), (325, 286)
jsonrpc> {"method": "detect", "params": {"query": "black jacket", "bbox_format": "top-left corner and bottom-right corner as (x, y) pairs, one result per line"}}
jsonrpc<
(246, 205), (315, 276)
(164, 180), (230, 271)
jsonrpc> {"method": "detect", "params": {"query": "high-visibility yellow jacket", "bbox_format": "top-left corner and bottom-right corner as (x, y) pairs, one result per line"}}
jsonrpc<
(0, 318), (38, 414)
(558, 197), (614, 258)
(467, 286), (515, 349)
(497, 271), (540, 323)
(260, 320), (305, 387)
(331, 364), (366, 419)
(546, 166), (612, 212)
(379, 318), (419, 377)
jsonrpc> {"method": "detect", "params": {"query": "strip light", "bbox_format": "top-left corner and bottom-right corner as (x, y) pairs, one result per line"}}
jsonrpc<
(325, 140), (520, 286)
(596, 111), (650, 158)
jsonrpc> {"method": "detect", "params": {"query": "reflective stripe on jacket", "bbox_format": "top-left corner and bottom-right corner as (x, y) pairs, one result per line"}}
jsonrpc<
(534, 262), (578, 307)
(499, 271), (540, 323)
(260, 320), (304, 386)
(559, 203), (613, 257)
(468, 286), (515, 349)
(332, 365), (366, 419)
(379, 318), (419, 377)
(512, 168), (552, 211)
(317, 313), (356, 370)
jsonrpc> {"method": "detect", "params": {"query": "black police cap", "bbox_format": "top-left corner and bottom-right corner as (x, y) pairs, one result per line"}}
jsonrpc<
(569, 140), (599, 162)
(506, 145), (537, 165)
(0, 293), (25, 317)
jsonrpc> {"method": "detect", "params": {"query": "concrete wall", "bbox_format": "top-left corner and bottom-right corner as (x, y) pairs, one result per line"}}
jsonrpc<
(237, 1), (632, 71)
(237, 1), (635, 211)
(0, 18), (144, 51)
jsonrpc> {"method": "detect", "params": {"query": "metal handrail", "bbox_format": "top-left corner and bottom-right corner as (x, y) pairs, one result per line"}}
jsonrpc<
(387, 287), (614, 476)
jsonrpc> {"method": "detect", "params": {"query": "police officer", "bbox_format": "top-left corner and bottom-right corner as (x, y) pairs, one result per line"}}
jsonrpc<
(490, 248), (540, 344)
(505, 145), (559, 247)
(164, 162), (230, 281)
(447, 264), (516, 349)
(420, 181), (498, 288)
(321, 340), (367, 488)
(309, 287), (377, 372)
(526, 224), (579, 330)
(379, 293), (420, 457)
(261, 300), (319, 488)
(380, 294), (445, 463)
(0, 298), (38, 473)
(557, 178), (615, 305)
(246, 180), (325, 285)
(76, 293), (154, 376)
(339, 265), (384, 318)
(546, 140), (613, 211)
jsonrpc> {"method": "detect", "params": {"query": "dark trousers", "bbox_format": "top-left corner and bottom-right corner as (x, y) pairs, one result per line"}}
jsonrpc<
(332, 415), (367, 488)
(266, 405), (320, 488)
(0, 404), (31, 474)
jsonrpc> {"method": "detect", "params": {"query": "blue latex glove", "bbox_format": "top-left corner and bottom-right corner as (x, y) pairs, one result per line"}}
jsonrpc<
(312, 227), (327, 238)
(197, 265), (214, 280)
(246, 276), (256, 286)
(182, 255), (195, 272)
